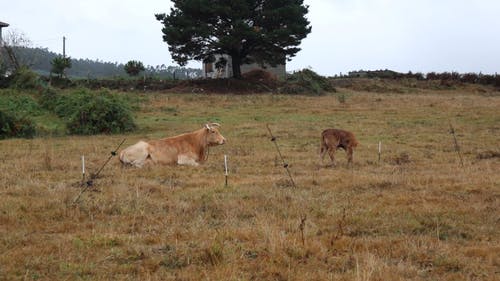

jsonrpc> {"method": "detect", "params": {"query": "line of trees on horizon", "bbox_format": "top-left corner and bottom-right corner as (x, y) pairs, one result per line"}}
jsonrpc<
(1, 46), (202, 79)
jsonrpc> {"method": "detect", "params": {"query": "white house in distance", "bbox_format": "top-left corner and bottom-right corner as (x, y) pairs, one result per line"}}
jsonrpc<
(203, 54), (286, 80)
(0, 21), (9, 45)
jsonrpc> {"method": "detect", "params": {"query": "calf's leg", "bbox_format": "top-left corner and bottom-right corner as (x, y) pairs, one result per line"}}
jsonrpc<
(327, 147), (337, 167)
(320, 144), (328, 163)
(347, 146), (354, 167)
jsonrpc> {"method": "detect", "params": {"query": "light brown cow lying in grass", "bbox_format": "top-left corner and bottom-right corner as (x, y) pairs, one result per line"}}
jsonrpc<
(119, 123), (226, 167)
(320, 128), (358, 167)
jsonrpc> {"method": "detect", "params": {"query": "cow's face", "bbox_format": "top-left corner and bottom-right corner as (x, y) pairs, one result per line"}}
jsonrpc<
(205, 124), (226, 146)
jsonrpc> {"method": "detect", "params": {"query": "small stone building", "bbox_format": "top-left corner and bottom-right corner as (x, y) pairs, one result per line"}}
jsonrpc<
(0, 21), (9, 45)
(203, 54), (286, 80)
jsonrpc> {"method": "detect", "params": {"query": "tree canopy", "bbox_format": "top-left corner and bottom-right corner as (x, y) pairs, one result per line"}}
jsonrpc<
(124, 60), (145, 76)
(50, 56), (71, 78)
(155, 0), (311, 78)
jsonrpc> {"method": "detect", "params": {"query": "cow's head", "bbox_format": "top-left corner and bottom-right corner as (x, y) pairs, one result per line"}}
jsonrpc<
(204, 123), (226, 146)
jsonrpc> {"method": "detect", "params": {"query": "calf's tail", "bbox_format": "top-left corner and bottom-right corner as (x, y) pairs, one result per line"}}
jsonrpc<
(351, 138), (359, 148)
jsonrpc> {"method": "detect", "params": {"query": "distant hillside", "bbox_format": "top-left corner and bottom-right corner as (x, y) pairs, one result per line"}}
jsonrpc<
(2, 46), (202, 79)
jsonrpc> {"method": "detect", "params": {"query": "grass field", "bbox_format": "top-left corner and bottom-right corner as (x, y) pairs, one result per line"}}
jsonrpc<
(1, 85), (499, 280)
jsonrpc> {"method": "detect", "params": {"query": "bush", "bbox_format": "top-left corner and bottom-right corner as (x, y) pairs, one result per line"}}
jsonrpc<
(9, 67), (43, 90)
(53, 89), (136, 135)
(495, 76), (500, 88)
(461, 73), (479, 84)
(38, 87), (60, 111)
(0, 90), (43, 116)
(0, 110), (36, 139)
(280, 68), (335, 95)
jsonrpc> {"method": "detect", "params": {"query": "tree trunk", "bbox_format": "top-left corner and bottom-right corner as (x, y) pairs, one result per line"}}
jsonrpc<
(230, 54), (242, 79)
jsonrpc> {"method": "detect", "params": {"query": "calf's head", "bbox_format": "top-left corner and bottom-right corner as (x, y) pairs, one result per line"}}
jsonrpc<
(204, 123), (226, 146)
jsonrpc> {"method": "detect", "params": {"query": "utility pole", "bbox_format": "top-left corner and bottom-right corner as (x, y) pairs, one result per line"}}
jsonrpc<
(63, 36), (66, 58)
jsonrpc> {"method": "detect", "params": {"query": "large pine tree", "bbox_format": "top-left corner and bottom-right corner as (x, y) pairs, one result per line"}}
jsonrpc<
(155, 0), (311, 78)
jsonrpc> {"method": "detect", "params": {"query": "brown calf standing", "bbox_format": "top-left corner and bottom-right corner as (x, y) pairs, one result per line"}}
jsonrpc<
(320, 128), (359, 167)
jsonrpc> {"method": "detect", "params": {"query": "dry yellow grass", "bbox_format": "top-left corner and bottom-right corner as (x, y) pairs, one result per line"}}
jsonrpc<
(1, 87), (499, 280)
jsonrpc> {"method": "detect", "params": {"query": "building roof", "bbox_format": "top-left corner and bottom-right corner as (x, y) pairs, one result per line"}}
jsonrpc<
(0, 21), (9, 27)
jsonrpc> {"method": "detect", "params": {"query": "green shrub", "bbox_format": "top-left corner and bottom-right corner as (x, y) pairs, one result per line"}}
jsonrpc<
(0, 110), (36, 139)
(0, 90), (43, 116)
(38, 87), (60, 111)
(53, 89), (136, 135)
(10, 67), (43, 90)
(51, 90), (86, 118)
(280, 68), (335, 95)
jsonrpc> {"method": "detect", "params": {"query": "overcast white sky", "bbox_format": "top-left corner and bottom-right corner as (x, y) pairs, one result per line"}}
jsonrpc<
(2, 0), (499, 75)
